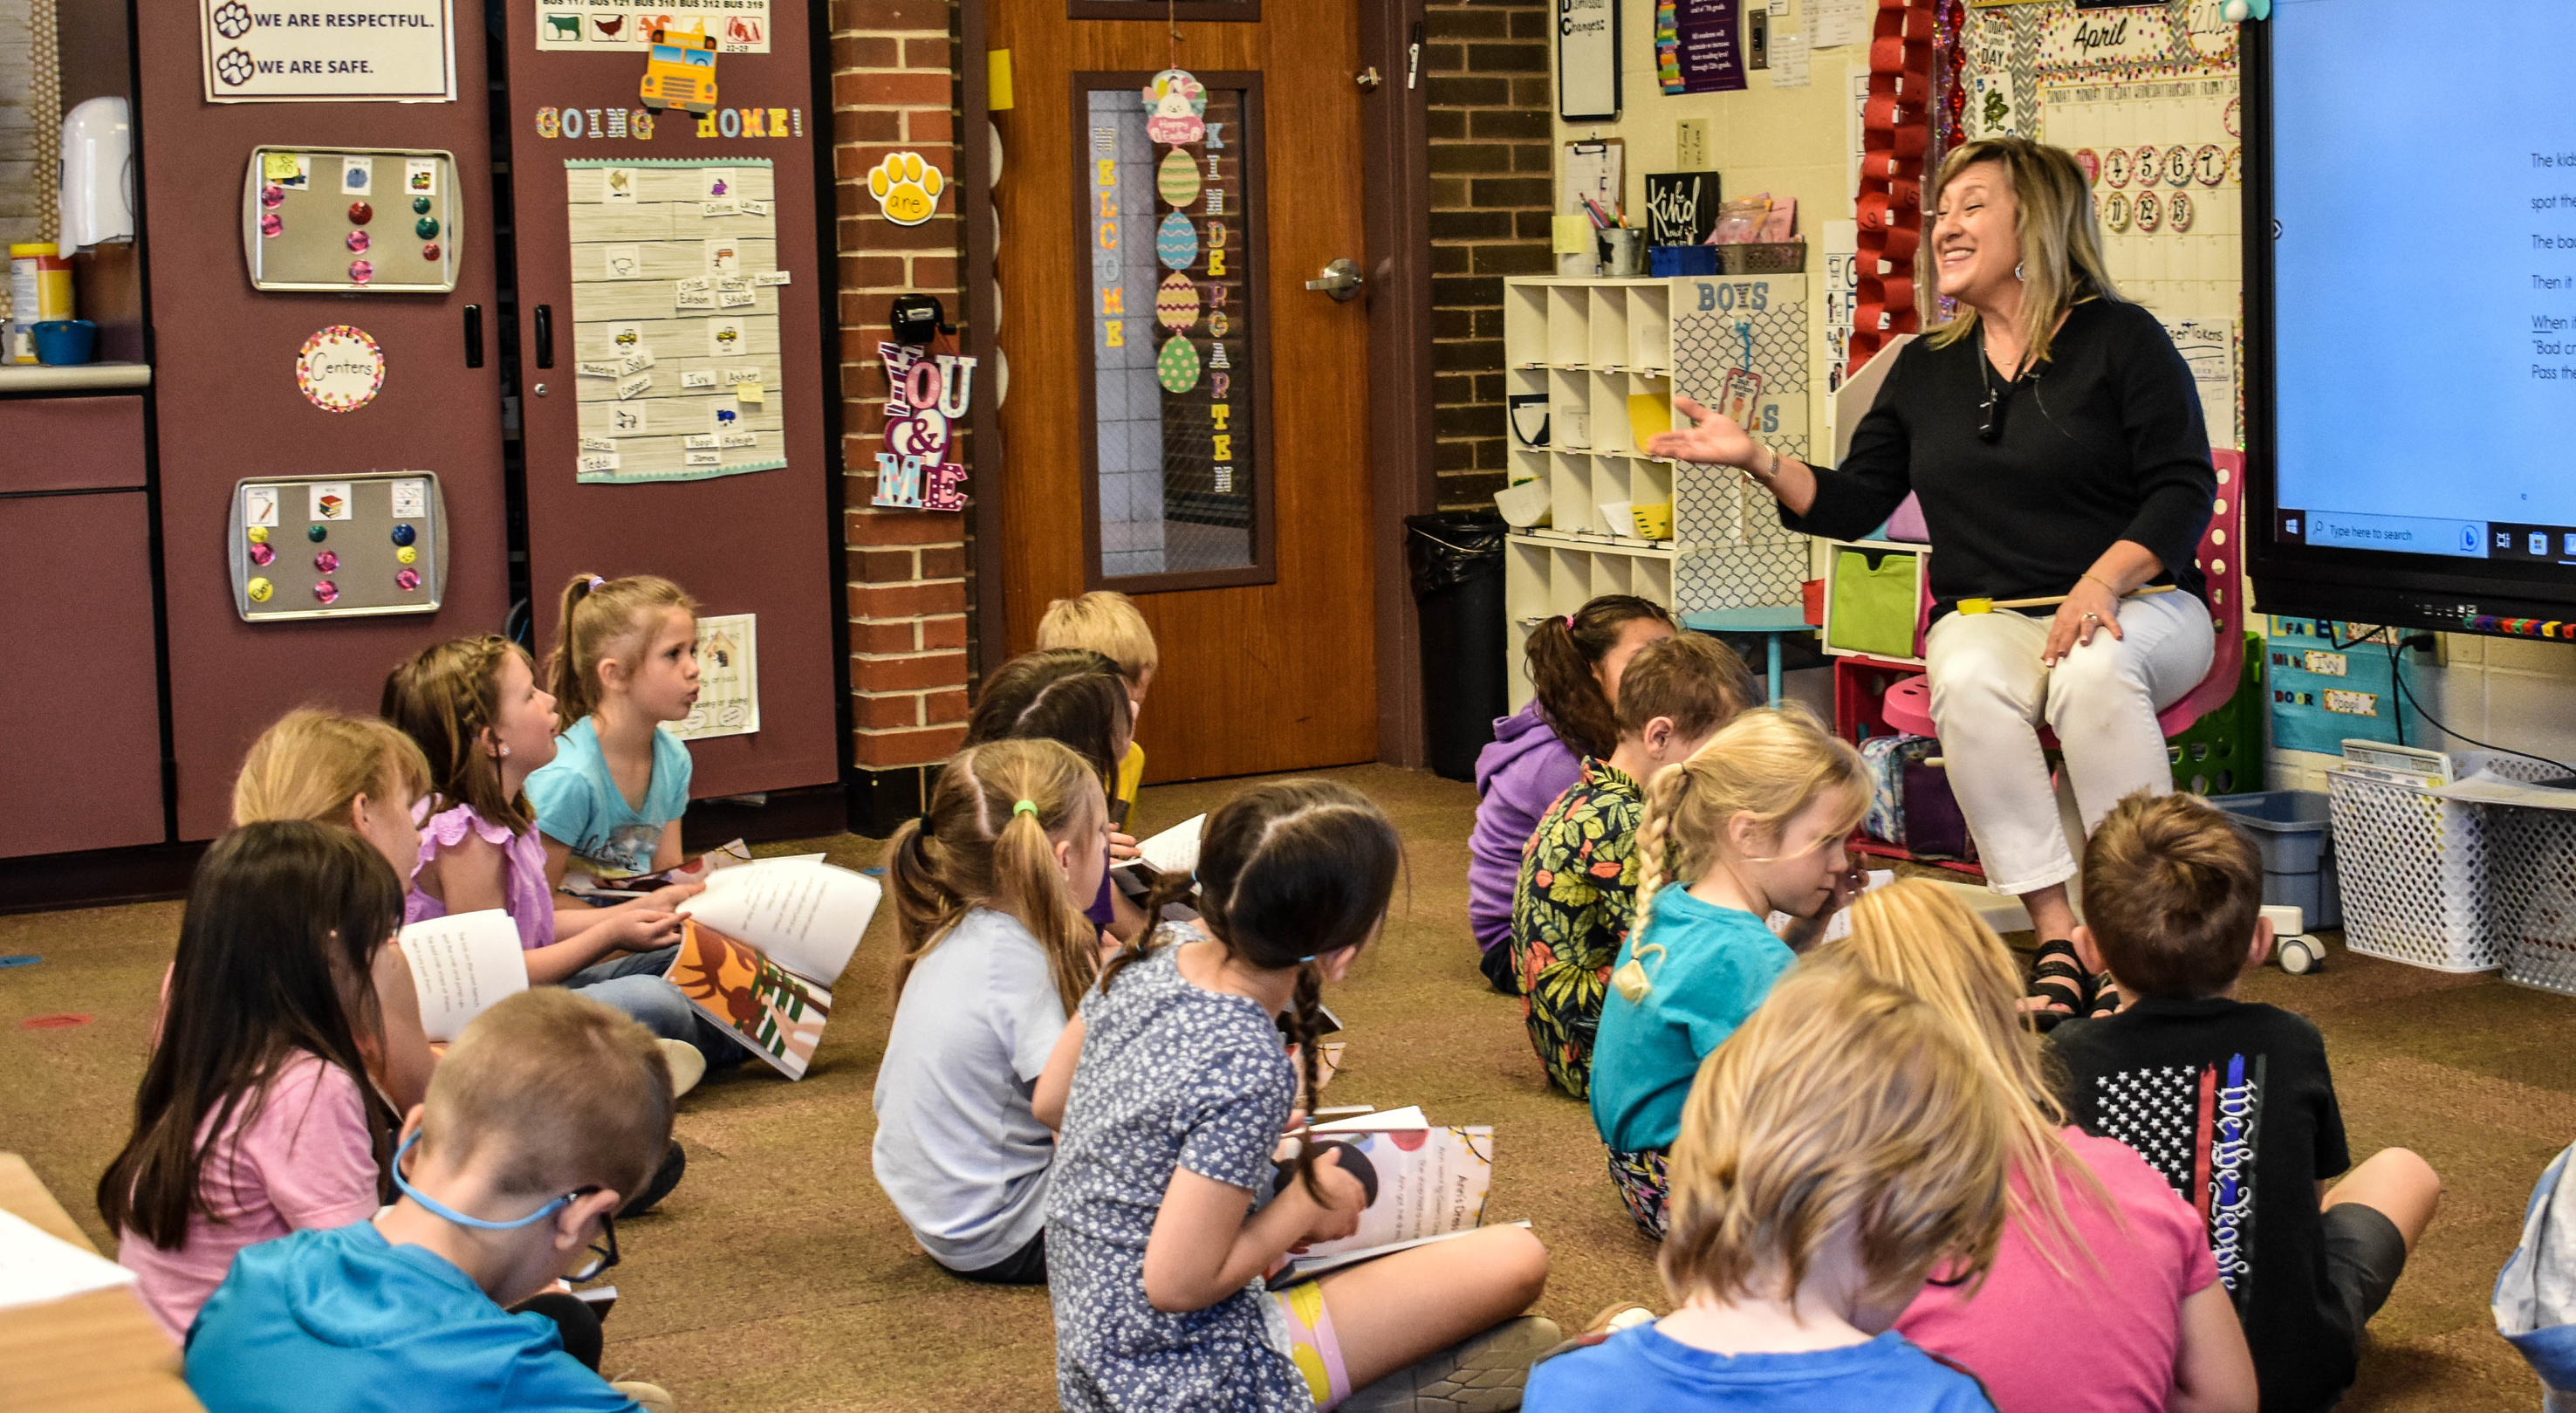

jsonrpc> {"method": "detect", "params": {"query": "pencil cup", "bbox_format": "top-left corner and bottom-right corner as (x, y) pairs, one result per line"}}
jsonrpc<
(1596, 229), (1647, 278)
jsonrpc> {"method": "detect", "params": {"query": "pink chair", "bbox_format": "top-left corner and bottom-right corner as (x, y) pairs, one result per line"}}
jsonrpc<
(1877, 451), (2245, 746)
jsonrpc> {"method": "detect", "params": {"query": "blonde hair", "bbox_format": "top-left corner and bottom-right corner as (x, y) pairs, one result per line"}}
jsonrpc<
(1922, 137), (2124, 367)
(1035, 591), (1161, 684)
(1661, 958), (2011, 1311)
(887, 738), (1106, 1013)
(421, 987), (674, 1200)
(1634, 704), (1869, 931)
(546, 573), (697, 725)
(1833, 880), (2115, 1274)
(232, 709), (433, 829)
(382, 634), (538, 831)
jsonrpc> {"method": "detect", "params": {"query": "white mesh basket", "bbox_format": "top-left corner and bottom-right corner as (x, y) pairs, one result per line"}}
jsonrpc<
(2495, 799), (2576, 996)
(2326, 753), (2556, 973)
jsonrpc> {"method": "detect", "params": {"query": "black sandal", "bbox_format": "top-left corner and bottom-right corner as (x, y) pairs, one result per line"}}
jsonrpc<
(2086, 973), (2122, 1019)
(2028, 939), (2089, 1015)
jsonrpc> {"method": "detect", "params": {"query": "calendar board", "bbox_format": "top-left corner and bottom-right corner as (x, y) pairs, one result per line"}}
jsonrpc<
(564, 158), (788, 483)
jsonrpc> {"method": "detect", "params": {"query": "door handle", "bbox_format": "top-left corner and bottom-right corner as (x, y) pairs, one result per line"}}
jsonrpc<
(1304, 258), (1363, 302)
(463, 304), (483, 368)
(533, 304), (553, 368)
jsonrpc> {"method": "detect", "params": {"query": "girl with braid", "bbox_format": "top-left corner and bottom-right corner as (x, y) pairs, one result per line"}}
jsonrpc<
(872, 738), (1112, 1286)
(1037, 780), (1551, 1410)
(1587, 706), (1873, 1238)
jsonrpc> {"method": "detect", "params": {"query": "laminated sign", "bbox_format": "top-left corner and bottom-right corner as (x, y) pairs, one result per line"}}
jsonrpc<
(201, 0), (458, 102)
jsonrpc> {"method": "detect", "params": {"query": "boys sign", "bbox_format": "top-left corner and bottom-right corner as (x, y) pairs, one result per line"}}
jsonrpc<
(873, 342), (975, 511)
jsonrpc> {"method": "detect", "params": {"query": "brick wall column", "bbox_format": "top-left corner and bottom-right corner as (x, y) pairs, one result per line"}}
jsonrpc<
(831, 0), (972, 831)
(1424, 0), (1552, 511)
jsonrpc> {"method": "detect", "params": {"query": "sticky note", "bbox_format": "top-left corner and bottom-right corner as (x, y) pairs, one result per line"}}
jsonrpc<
(263, 152), (303, 182)
(1552, 214), (1592, 255)
(988, 49), (1015, 111)
(735, 382), (764, 406)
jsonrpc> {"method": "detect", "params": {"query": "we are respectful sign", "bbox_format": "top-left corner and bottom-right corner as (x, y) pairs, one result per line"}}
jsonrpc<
(201, 0), (456, 102)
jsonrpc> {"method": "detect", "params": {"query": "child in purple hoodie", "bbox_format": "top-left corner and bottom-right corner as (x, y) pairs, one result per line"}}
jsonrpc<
(1470, 595), (1674, 992)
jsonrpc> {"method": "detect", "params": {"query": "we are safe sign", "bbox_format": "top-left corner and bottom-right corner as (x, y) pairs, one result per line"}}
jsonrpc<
(200, 0), (457, 102)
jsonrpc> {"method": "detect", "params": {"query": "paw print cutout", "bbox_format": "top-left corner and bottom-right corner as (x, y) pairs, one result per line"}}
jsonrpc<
(867, 152), (943, 228)
(213, 0), (251, 38)
(215, 46), (256, 87)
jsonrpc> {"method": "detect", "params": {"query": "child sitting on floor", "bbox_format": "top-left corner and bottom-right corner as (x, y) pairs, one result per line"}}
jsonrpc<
(185, 987), (677, 1413)
(528, 573), (702, 889)
(1527, 959), (2009, 1412)
(1839, 880), (2257, 1413)
(230, 709), (440, 1112)
(1470, 596), (1675, 994)
(1513, 634), (1758, 1099)
(872, 738), (1110, 1286)
(1035, 589), (1160, 821)
(101, 821), (401, 1339)
(1040, 780), (1552, 1410)
(2051, 792), (2442, 1413)
(1588, 705), (1871, 1237)
(963, 648), (1145, 943)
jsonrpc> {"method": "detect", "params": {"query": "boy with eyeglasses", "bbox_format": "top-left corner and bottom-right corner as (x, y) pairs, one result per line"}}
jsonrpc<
(186, 989), (677, 1412)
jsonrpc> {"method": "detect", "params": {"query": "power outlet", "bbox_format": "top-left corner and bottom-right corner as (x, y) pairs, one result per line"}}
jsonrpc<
(1676, 119), (1710, 171)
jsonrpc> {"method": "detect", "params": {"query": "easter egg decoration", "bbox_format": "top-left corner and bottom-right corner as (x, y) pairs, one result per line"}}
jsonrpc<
(1155, 334), (1202, 394)
(1157, 148), (1202, 209)
(1142, 68), (1207, 147)
(1154, 271), (1201, 332)
(1155, 211), (1200, 271)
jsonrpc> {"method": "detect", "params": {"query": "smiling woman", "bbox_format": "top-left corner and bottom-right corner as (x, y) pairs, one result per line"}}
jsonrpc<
(1645, 137), (2218, 966)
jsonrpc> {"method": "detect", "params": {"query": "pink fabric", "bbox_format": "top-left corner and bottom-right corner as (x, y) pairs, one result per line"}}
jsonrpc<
(405, 803), (556, 951)
(1897, 1128), (2219, 1413)
(116, 1052), (380, 1339)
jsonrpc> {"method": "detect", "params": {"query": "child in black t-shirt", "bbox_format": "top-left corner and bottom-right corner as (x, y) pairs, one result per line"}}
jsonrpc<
(2049, 792), (2441, 1413)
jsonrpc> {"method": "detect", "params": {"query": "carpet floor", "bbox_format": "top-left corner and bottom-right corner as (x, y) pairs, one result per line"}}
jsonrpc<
(2, 763), (2565, 1411)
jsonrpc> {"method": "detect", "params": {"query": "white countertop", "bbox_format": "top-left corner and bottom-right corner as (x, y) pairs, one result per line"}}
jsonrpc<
(0, 362), (151, 392)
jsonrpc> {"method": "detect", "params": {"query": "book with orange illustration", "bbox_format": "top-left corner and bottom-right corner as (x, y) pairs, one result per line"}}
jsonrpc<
(663, 859), (880, 1079)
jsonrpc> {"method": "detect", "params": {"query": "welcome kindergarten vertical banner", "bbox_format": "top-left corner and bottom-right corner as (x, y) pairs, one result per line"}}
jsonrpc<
(201, 0), (457, 102)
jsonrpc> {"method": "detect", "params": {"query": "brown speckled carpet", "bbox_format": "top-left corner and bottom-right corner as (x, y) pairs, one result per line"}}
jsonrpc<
(1, 763), (2562, 1410)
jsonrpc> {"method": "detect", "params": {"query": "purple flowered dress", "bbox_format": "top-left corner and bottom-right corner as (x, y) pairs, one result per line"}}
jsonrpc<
(406, 803), (557, 951)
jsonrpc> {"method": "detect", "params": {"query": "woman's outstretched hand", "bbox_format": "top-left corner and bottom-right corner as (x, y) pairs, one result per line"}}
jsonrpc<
(1646, 394), (1758, 468)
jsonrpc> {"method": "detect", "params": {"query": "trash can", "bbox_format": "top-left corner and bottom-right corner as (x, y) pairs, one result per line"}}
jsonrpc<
(1406, 510), (1509, 782)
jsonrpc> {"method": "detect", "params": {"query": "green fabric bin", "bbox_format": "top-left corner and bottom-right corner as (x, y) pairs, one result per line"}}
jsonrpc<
(1826, 547), (1921, 659)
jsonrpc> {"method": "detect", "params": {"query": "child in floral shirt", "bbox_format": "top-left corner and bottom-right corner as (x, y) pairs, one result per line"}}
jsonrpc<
(1511, 634), (1757, 1097)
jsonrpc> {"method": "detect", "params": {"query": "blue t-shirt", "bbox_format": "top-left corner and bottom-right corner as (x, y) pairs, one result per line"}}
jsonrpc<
(1588, 888), (1794, 1153)
(1527, 1326), (1993, 1413)
(526, 717), (694, 880)
(185, 1222), (639, 1413)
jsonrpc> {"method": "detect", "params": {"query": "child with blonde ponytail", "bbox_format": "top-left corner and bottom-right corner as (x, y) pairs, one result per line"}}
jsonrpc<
(1589, 704), (1872, 1237)
(527, 573), (701, 888)
(871, 738), (1113, 1284)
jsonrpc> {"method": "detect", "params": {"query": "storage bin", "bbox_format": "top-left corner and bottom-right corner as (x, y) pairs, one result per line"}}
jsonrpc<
(2167, 634), (2263, 797)
(2492, 799), (2576, 997)
(2209, 789), (2340, 930)
(1823, 545), (1922, 661)
(2328, 752), (2556, 972)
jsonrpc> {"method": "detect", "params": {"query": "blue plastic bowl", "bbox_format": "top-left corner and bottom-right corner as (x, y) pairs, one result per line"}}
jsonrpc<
(33, 319), (97, 366)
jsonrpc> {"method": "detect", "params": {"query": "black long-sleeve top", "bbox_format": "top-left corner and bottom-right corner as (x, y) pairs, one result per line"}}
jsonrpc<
(1784, 298), (2216, 618)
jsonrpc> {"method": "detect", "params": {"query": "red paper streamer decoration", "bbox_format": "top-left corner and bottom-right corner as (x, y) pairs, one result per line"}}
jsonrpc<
(1847, 0), (1941, 374)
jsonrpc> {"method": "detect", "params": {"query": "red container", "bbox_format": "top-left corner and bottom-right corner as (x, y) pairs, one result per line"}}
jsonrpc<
(1800, 578), (1826, 625)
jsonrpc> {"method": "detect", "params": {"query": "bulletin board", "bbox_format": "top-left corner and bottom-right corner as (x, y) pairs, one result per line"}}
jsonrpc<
(563, 157), (788, 482)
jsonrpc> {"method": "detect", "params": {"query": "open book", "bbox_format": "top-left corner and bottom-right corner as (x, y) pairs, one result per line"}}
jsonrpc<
(1112, 813), (1205, 882)
(564, 838), (768, 901)
(1269, 1109), (1496, 1286)
(663, 858), (880, 1079)
(396, 909), (530, 1043)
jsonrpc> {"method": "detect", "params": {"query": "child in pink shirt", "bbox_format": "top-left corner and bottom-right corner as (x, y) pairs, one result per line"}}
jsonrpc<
(99, 821), (401, 1339)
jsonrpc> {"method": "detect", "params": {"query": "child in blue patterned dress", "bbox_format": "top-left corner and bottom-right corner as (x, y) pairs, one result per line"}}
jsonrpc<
(1037, 780), (1552, 1411)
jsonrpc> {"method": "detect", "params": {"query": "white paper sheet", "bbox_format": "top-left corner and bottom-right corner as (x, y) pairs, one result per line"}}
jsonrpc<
(677, 858), (880, 986)
(1114, 813), (1206, 880)
(0, 1207), (138, 1312)
(398, 909), (530, 1043)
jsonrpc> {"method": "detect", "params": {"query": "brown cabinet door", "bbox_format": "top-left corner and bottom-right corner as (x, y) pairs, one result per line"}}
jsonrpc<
(498, 8), (842, 799)
(990, 1), (1374, 783)
(134, 24), (510, 840)
(0, 491), (166, 857)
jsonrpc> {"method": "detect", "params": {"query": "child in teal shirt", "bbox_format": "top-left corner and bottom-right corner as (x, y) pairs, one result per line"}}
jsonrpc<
(1588, 706), (1872, 1237)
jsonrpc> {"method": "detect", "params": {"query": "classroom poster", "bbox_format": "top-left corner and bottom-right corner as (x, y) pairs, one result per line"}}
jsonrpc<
(533, 0), (770, 51)
(201, 0), (457, 102)
(1658, 0), (1747, 96)
(665, 613), (759, 740)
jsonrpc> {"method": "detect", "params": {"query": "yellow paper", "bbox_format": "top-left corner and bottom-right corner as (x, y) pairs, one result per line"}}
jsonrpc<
(1627, 391), (1672, 449)
(1552, 214), (1592, 255)
(735, 381), (764, 406)
(262, 152), (303, 182)
(988, 50), (1015, 111)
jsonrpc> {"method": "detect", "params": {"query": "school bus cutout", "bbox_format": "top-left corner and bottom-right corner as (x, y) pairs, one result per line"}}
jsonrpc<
(640, 24), (717, 114)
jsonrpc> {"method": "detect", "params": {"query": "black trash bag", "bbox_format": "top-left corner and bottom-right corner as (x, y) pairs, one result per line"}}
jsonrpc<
(1406, 511), (1509, 598)
(1405, 511), (1510, 782)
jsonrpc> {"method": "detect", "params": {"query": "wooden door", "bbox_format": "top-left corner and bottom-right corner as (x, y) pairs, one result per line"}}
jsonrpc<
(498, 4), (843, 799)
(990, 0), (1374, 783)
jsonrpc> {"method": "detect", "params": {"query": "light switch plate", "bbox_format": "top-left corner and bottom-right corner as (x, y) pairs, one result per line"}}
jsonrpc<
(1676, 119), (1710, 171)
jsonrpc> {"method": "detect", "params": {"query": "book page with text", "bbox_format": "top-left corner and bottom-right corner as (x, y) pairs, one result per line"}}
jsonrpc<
(397, 909), (529, 1042)
(676, 859), (879, 986)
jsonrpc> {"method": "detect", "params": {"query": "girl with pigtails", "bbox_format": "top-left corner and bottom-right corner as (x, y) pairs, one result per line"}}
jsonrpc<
(1587, 706), (1874, 1238)
(1038, 779), (1551, 1412)
(871, 737), (1113, 1286)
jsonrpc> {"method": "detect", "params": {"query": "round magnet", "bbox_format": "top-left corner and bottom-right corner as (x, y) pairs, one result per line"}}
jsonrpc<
(259, 212), (283, 238)
(313, 550), (339, 573)
(394, 568), (421, 592)
(395, 545), (418, 565)
(313, 580), (339, 605)
(390, 523), (416, 546)
(412, 195), (432, 215)
(248, 541), (275, 566)
(261, 182), (285, 209)
(414, 216), (439, 239)
(246, 576), (274, 603)
(348, 259), (373, 284)
(308, 524), (329, 543)
(348, 201), (373, 224)
(420, 241), (441, 262)
(246, 525), (269, 545)
(2168, 191), (2195, 233)
(346, 230), (372, 253)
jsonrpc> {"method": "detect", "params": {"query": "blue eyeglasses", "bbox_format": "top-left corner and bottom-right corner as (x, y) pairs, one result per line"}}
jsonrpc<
(392, 1132), (620, 1281)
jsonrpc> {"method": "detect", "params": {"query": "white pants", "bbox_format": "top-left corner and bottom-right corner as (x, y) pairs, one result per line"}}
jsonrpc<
(1923, 591), (2215, 895)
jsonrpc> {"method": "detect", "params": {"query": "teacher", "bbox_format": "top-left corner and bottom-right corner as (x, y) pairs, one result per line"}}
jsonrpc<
(1648, 137), (2216, 985)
